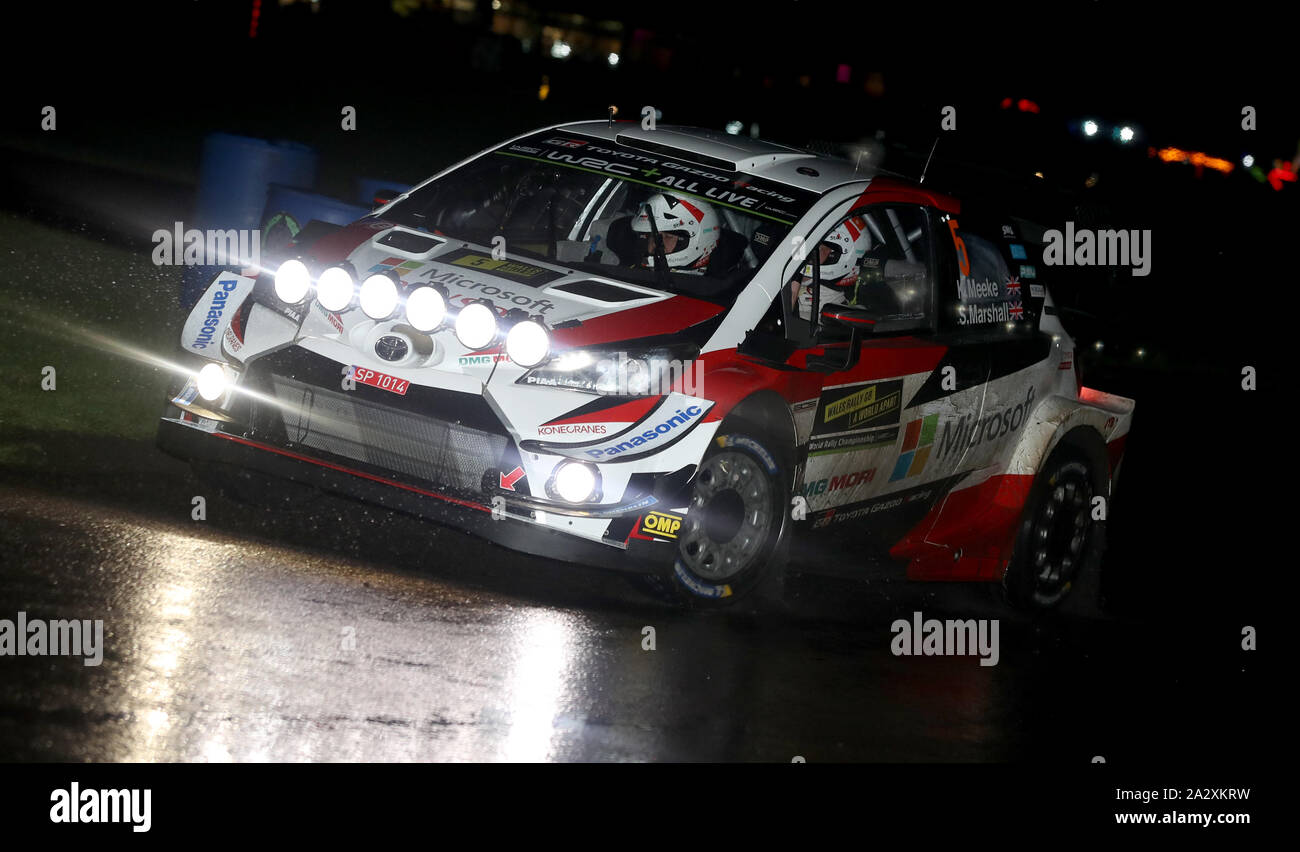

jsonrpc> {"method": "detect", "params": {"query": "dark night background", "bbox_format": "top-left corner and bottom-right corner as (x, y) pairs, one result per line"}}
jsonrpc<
(0, 0), (1286, 771)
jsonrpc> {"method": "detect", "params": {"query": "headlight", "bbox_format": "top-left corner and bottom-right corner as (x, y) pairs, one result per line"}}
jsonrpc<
(359, 274), (399, 320)
(316, 266), (355, 312)
(551, 461), (598, 503)
(196, 362), (228, 402)
(404, 286), (446, 332)
(517, 345), (699, 395)
(455, 302), (498, 350)
(273, 259), (310, 303)
(505, 320), (549, 368)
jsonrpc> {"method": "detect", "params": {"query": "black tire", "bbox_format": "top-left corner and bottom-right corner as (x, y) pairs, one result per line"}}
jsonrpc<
(641, 423), (791, 609)
(1001, 439), (1108, 612)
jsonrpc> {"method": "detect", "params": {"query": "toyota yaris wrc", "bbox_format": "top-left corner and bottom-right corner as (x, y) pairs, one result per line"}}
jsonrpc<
(158, 122), (1135, 609)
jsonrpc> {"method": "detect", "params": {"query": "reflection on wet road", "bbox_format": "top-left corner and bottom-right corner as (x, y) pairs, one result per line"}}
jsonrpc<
(0, 475), (1256, 763)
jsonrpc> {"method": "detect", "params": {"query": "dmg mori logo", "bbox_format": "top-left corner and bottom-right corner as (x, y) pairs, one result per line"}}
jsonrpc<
(375, 335), (409, 362)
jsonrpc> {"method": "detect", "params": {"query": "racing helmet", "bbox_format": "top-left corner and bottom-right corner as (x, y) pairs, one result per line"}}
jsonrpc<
(631, 194), (721, 270)
(800, 215), (871, 287)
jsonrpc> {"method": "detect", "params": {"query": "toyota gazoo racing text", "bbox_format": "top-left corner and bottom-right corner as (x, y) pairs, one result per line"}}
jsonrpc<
(158, 122), (1135, 608)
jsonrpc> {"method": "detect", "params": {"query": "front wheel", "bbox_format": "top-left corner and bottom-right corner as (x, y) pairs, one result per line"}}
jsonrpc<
(648, 428), (790, 608)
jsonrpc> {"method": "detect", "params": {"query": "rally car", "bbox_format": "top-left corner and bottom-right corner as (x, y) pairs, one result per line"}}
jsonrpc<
(157, 121), (1135, 609)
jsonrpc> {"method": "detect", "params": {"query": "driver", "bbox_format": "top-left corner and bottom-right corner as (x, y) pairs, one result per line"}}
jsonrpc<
(789, 215), (872, 319)
(630, 194), (722, 274)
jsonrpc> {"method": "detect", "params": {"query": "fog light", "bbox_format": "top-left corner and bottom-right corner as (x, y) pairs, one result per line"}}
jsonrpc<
(405, 286), (446, 331)
(274, 259), (310, 303)
(455, 302), (498, 350)
(196, 362), (227, 402)
(506, 320), (549, 367)
(360, 274), (399, 319)
(317, 266), (355, 312)
(553, 461), (597, 503)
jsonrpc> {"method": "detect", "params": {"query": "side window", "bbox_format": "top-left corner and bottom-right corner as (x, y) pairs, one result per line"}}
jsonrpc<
(785, 204), (934, 340)
(938, 214), (1038, 332)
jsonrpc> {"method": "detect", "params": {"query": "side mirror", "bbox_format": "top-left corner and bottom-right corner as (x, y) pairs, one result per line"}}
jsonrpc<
(805, 305), (875, 372)
(372, 188), (400, 207)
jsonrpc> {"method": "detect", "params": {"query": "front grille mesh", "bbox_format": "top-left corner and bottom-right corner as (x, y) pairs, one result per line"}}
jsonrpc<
(269, 376), (506, 491)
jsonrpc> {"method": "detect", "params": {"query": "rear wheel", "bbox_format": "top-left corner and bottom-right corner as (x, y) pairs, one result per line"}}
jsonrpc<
(1002, 442), (1107, 612)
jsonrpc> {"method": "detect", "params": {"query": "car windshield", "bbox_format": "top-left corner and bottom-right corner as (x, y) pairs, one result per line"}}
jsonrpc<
(382, 130), (819, 302)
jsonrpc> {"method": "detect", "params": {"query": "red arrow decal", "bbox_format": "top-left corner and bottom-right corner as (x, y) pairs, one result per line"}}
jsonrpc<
(499, 467), (525, 491)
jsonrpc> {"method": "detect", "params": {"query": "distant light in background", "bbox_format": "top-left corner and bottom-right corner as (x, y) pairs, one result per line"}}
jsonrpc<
(1268, 160), (1296, 190)
(1017, 98), (1040, 113)
(550, 41), (572, 59)
(607, 52), (619, 67)
(725, 121), (744, 135)
(537, 75), (549, 101)
(799, 75), (812, 88)
(1000, 97), (1013, 109)
(1093, 340), (1105, 352)
(1033, 171), (1045, 179)
(836, 64), (851, 83)
(1154, 147), (1234, 173)
(1082, 120), (1100, 137)
(248, 0), (260, 39)
(1116, 125), (1135, 143)
(1084, 172), (1100, 188)
(492, 0), (501, 8)
(1242, 154), (1255, 168)
(1135, 347), (1147, 360)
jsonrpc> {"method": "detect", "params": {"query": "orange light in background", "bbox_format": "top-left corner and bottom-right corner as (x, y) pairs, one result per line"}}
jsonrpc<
(1157, 147), (1188, 163)
(1188, 151), (1233, 173)
(538, 75), (550, 101)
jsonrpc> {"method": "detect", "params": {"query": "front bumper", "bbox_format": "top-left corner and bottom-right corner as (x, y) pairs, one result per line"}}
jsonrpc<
(157, 416), (672, 574)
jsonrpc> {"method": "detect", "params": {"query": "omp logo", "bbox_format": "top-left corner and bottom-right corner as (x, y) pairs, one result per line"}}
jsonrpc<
(937, 386), (1036, 460)
(640, 511), (683, 539)
(152, 222), (260, 267)
(823, 385), (900, 427)
(803, 468), (876, 497)
(584, 404), (705, 459)
(50, 783), (150, 832)
(190, 279), (239, 350)
(889, 414), (938, 482)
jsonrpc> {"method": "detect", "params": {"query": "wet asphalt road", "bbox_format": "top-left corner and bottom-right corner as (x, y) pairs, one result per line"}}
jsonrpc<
(0, 433), (1264, 763)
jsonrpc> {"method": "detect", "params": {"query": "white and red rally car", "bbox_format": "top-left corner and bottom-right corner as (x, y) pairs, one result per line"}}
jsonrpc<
(158, 121), (1135, 608)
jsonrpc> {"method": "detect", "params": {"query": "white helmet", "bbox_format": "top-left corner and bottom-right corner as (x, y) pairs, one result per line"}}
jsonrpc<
(800, 215), (871, 288)
(631, 194), (721, 270)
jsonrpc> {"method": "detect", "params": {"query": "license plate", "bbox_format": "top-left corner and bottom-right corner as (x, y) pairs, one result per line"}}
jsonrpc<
(351, 366), (409, 396)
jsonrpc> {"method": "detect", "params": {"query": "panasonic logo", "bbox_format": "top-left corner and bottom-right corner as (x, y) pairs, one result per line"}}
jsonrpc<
(584, 405), (704, 459)
(190, 279), (239, 350)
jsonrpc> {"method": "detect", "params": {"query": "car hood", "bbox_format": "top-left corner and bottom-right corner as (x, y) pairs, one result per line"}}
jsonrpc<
(308, 220), (727, 351)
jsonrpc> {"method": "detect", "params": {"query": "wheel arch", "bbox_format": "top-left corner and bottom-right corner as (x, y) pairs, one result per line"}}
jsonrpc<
(1007, 394), (1116, 496)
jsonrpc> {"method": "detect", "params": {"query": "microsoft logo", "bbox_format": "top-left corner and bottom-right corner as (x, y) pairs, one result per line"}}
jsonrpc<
(889, 414), (938, 482)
